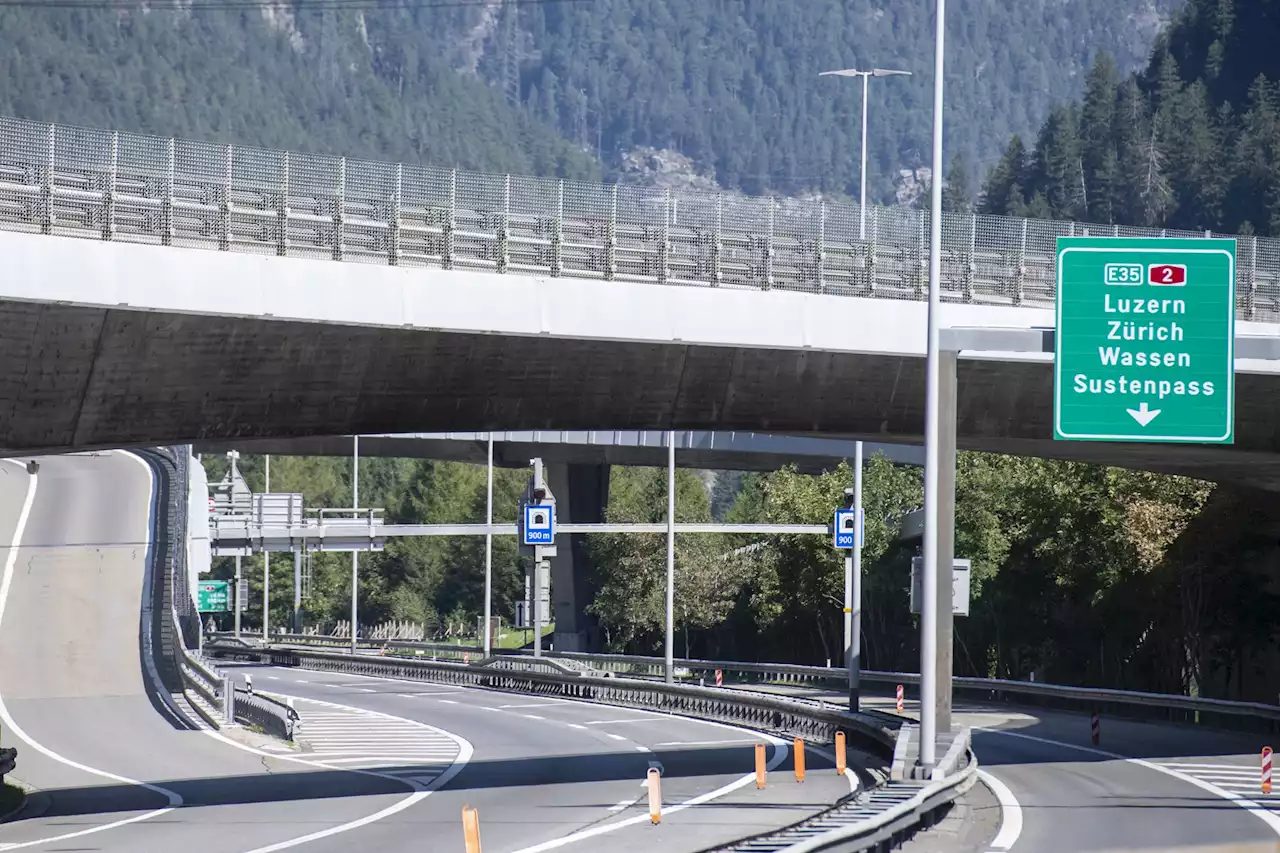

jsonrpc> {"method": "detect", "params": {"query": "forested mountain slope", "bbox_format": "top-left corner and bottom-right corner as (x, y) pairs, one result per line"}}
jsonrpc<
(980, 0), (1280, 236)
(0, 0), (1175, 203)
(512, 0), (1177, 199)
(0, 4), (598, 178)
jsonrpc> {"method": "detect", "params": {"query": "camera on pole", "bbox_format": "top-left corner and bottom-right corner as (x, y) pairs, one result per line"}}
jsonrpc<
(518, 459), (556, 656)
(833, 489), (860, 551)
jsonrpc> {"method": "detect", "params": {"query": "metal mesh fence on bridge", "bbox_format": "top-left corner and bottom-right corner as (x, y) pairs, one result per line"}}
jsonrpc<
(1, 114), (1277, 320)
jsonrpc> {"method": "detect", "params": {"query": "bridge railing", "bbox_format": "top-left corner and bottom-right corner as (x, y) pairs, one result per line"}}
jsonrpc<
(2, 114), (1277, 321)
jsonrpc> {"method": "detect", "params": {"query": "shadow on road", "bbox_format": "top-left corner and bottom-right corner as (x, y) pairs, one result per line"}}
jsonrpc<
(0, 741), (842, 821)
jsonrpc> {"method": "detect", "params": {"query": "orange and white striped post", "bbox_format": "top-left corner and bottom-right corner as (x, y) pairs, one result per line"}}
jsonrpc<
(715, 669), (723, 687)
(793, 737), (806, 782)
(462, 805), (483, 853)
(647, 767), (662, 824)
(755, 743), (767, 789)
(463, 652), (470, 664)
(1091, 710), (1100, 745)
(1263, 747), (1273, 795)
(896, 684), (904, 713)
(835, 731), (847, 776)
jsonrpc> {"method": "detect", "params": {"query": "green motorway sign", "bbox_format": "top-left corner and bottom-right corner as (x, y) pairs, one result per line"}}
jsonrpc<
(1055, 237), (1236, 444)
(197, 580), (230, 613)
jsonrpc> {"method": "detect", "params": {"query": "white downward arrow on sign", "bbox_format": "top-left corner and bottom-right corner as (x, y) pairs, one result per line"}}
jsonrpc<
(1126, 402), (1162, 426)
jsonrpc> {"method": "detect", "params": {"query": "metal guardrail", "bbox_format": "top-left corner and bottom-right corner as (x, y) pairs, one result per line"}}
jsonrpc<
(1, 114), (1277, 320)
(204, 640), (983, 853)
(244, 634), (1280, 733)
(0, 746), (16, 783)
(203, 643), (899, 760)
(233, 686), (299, 742)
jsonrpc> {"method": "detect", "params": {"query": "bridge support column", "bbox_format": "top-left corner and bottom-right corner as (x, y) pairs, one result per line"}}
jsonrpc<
(936, 350), (957, 734)
(546, 462), (610, 653)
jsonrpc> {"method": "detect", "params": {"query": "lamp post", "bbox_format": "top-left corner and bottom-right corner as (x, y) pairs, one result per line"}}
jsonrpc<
(919, 0), (948, 778)
(818, 67), (912, 239)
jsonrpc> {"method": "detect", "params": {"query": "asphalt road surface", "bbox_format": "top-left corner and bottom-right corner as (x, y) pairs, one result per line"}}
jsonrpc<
(0, 453), (862, 853)
(731, 683), (1280, 853)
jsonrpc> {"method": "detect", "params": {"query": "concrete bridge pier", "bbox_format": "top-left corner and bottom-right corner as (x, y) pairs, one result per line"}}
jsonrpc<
(546, 462), (610, 653)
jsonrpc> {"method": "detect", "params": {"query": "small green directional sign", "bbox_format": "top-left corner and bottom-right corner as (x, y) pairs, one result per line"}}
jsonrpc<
(197, 580), (231, 613)
(1055, 237), (1236, 443)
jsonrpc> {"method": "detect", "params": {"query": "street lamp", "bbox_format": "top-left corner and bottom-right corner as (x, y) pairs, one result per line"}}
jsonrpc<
(819, 67), (912, 239)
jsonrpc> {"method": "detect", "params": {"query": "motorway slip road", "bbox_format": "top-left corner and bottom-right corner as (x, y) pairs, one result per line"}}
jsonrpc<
(725, 682), (1280, 853)
(234, 663), (865, 853)
(0, 452), (868, 853)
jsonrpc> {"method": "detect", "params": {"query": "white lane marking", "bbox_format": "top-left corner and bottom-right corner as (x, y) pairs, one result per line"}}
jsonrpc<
(981, 728), (1280, 837)
(478, 706), (503, 712)
(522, 715), (547, 721)
(1160, 762), (1259, 771)
(566, 723), (587, 730)
(284, 662), (800, 847)
(654, 739), (757, 747)
(607, 799), (634, 812)
(295, 679), (309, 684)
(222, 695), (474, 853)
(507, 741), (789, 853)
(438, 699), (460, 705)
(265, 676), (279, 680)
(606, 734), (627, 741)
(635, 746), (651, 753)
(977, 769), (1022, 852)
(0, 459), (184, 851)
(123, 452), (474, 853)
(583, 719), (650, 725)
(500, 702), (568, 709)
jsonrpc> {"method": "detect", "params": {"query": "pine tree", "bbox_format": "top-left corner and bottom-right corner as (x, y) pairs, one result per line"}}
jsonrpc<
(942, 152), (975, 213)
(979, 136), (1029, 216)
(1080, 53), (1119, 222)
(1030, 104), (1085, 219)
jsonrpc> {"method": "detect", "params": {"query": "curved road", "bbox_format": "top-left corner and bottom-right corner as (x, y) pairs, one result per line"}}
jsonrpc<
(738, 684), (1280, 852)
(0, 453), (859, 853)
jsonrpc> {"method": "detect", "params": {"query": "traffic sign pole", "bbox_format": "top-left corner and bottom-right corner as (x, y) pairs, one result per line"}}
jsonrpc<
(1055, 237), (1236, 443)
(849, 441), (863, 712)
(233, 554), (241, 640)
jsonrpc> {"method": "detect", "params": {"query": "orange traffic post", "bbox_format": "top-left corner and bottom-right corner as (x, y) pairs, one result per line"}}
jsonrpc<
(647, 767), (662, 824)
(462, 804), (482, 853)
(835, 731), (847, 776)
(755, 742), (767, 789)
(793, 737), (806, 782)
(1263, 747), (1273, 795)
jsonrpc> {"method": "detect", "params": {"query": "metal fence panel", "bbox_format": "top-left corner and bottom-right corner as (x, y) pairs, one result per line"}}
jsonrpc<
(0, 114), (1275, 322)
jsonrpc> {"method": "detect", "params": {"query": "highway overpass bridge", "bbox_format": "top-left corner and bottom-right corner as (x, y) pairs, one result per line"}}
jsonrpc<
(3, 117), (1280, 488)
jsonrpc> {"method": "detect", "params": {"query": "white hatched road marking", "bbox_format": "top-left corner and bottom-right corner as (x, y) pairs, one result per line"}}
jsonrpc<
(285, 695), (463, 773)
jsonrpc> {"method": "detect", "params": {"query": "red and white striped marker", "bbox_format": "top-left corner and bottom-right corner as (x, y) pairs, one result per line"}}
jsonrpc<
(1263, 747), (1273, 795)
(463, 652), (470, 664)
(1091, 711), (1100, 745)
(895, 684), (904, 713)
(714, 669), (723, 688)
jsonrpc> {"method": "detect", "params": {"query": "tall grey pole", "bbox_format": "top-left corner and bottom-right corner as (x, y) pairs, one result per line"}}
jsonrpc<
(664, 430), (676, 684)
(483, 434), (494, 657)
(293, 550), (302, 632)
(233, 554), (242, 640)
(919, 0), (947, 777)
(262, 455), (270, 641)
(350, 435), (359, 655)
(849, 440), (864, 710)
(859, 73), (869, 241)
